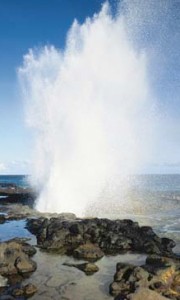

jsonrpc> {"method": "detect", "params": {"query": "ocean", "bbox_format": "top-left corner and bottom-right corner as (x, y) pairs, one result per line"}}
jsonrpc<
(1, 174), (180, 191)
(0, 175), (28, 187)
(0, 174), (180, 250)
(0, 174), (179, 300)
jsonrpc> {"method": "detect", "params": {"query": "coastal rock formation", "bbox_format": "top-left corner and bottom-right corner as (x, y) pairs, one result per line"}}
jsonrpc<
(26, 217), (176, 258)
(110, 255), (180, 300)
(0, 203), (77, 222)
(63, 262), (99, 275)
(11, 283), (37, 298)
(0, 185), (35, 207)
(0, 239), (37, 299)
(0, 283), (37, 300)
(129, 288), (171, 300)
(0, 215), (6, 224)
(0, 239), (37, 276)
(73, 243), (104, 260)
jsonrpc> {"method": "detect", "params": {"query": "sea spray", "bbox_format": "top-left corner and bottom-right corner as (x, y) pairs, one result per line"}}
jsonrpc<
(19, 2), (156, 217)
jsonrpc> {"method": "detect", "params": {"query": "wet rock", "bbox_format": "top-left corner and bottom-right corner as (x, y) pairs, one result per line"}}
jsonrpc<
(73, 243), (104, 260)
(26, 217), (177, 257)
(0, 215), (5, 224)
(10, 283), (37, 298)
(26, 217), (46, 235)
(23, 283), (38, 297)
(11, 288), (24, 297)
(0, 186), (35, 208)
(63, 262), (99, 275)
(0, 239), (37, 277)
(129, 288), (170, 300)
(14, 256), (37, 274)
(109, 263), (137, 297)
(8, 238), (37, 257)
(110, 255), (180, 300)
(0, 203), (77, 222)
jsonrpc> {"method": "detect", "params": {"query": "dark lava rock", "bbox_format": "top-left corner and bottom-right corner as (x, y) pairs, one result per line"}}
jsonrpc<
(73, 243), (104, 260)
(0, 215), (5, 224)
(63, 262), (99, 275)
(0, 186), (35, 208)
(26, 217), (176, 258)
(1, 283), (37, 300)
(110, 255), (180, 300)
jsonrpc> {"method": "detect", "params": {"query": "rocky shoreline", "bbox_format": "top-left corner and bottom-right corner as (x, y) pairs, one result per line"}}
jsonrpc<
(0, 238), (37, 299)
(0, 185), (35, 207)
(26, 217), (176, 258)
(0, 202), (179, 299)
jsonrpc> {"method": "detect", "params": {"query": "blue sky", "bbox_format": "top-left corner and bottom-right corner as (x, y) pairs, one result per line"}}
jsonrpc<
(0, 0), (180, 174)
(0, 0), (103, 174)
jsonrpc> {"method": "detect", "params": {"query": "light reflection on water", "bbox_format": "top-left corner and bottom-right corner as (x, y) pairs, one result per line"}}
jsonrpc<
(0, 220), (35, 242)
(25, 249), (146, 300)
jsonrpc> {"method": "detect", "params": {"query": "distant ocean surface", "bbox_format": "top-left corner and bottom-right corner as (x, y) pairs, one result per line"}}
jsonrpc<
(0, 175), (29, 187)
(1, 173), (180, 191)
(131, 174), (180, 192)
(0, 174), (180, 252)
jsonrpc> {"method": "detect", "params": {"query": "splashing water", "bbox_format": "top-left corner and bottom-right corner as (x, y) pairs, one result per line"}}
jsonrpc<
(19, 2), (156, 217)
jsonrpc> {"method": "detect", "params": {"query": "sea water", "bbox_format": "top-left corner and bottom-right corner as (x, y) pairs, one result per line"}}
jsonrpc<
(0, 174), (179, 249)
(0, 175), (28, 188)
(0, 174), (179, 299)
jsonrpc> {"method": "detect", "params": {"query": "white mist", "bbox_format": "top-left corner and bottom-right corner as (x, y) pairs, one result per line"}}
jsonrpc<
(19, 2), (155, 217)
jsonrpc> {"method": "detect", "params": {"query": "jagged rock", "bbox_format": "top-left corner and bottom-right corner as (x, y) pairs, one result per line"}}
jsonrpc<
(73, 243), (104, 260)
(10, 283), (37, 298)
(11, 288), (24, 297)
(8, 238), (36, 257)
(23, 283), (38, 297)
(14, 256), (36, 274)
(0, 186), (35, 208)
(0, 215), (5, 224)
(0, 239), (37, 276)
(110, 255), (180, 300)
(26, 218), (176, 258)
(63, 262), (99, 275)
(129, 288), (170, 300)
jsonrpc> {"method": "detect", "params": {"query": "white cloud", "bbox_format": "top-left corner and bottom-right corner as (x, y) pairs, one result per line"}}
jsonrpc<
(0, 162), (6, 172)
(8, 160), (30, 174)
(0, 160), (30, 175)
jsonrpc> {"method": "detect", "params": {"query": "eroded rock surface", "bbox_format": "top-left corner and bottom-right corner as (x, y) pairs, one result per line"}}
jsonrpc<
(0, 283), (38, 300)
(129, 288), (170, 300)
(0, 203), (77, 222)
(0, 239), (37, 276)
(63, 262), (99, 275)
(26, 217), (176, 259)
(11, 283), (37, 298)
(110, 255), (180, 300)
(73, 243), (104, 260)
(0, 239), (37, 299)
